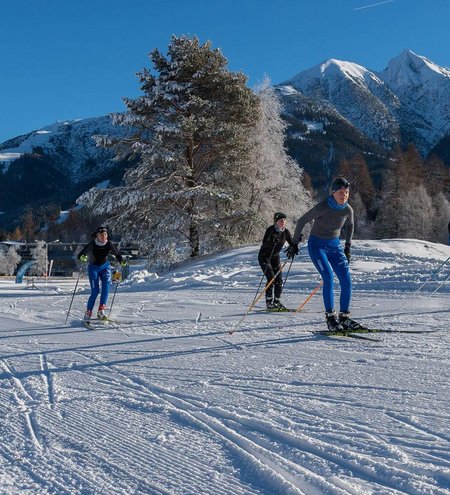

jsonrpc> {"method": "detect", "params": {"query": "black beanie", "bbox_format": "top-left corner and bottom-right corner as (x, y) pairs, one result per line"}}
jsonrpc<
(273, 212), (287, 222)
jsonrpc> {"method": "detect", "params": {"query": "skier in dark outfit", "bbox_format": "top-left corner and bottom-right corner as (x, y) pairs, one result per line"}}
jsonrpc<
(258, 212), (295, 309)
(77, 227), (125, 321)
(287, 177), (363, 331)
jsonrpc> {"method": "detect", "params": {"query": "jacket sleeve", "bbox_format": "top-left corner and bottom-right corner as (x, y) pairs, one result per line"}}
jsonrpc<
(292, 203), (322, 244)
(285, 229), (294, 247)
(343, 205), (355, 244)
(108, 241), (123, 263)
(77, 242), (92, 259)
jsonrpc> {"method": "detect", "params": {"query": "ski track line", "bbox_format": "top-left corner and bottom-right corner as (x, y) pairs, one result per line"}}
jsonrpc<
(75, 352), (344, 495)
(70, 351), (259, 495)
(209, 375), (450, 485)
(0, 442), (75, 495)
(39, 352), (56, 409)
(0, 359), (44, 452)
(71, 351), (425, 495)
(204, 406), (449, 495)
(38, 401), (177, 495)
(385, 411), (450, 443)
(0, 360), (117, 493)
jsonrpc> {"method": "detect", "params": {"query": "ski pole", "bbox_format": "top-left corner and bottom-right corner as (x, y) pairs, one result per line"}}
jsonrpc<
(229, 260), (289, 335)
(108, 268), (123, 316)
(65, 268), (83, 324)
(429, 268), (450, 296)
(282, 257), (294, 290)
(398, 255), (450, 308)
(249, 260), (288, 312)
(294, 281), (323, 313)
(108, 283), (119, 317)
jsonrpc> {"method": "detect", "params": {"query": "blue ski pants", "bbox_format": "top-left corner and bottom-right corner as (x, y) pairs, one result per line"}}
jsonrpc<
(87, 261), (111, 310)
(307, 236), (352, 313)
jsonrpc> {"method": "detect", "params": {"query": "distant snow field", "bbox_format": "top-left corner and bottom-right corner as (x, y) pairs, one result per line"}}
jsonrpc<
(0, 239), (449, 494)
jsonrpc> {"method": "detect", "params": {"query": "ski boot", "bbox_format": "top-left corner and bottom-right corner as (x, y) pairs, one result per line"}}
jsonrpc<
(339, 312), (365, 331)
(266, 297), (277, 309)
(97, 304), (108, 321)
(325, 311), (344, 332)
(273, 298), (287, 310)
(84, 310), (92, 321)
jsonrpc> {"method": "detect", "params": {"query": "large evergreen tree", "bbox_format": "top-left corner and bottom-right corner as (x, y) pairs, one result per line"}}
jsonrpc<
(82, 35), (260, 264)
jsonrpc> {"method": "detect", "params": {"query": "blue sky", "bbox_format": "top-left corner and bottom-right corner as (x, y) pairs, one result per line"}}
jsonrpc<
(1, 0), (449, 143)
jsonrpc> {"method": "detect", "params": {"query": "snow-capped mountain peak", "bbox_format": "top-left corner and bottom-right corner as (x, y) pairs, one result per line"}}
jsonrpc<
(379, 49), (450, 90)
(279, 49), (450, 153)
(282, 57), (382, 90)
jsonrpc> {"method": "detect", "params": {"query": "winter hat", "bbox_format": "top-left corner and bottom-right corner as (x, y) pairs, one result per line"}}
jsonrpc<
(273, 212), (287, 222)
(96, 226), (108, 235)
(329, 177), (350, 195)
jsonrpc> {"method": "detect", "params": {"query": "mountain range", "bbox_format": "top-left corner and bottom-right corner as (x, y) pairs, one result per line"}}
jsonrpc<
(1, 49), (449, 229)
(277, 49), (450, 186)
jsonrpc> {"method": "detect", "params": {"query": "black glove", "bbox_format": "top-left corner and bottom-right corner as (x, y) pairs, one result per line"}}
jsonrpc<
(285, 243), (299, 259)
(344, 243), (351, 263)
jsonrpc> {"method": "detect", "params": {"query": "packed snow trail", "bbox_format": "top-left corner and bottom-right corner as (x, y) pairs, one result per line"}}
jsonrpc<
(0, 239), (449, 494)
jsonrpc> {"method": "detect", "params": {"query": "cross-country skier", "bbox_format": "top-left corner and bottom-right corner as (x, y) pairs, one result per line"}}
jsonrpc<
(286, 177), (363, 331)
(77, 227), (126, 321)
(258, 212), (295, 310)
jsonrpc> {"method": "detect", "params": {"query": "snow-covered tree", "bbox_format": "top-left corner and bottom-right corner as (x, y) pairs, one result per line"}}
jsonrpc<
(80, 35), (260, 265)
(30, 241), (47, 276)
(429, 192), (450, 244)
(1, 246), (21, 276)
(0, 250), (6, 275)
(246, 78), (310, 233)
(397, 185), (433, 240)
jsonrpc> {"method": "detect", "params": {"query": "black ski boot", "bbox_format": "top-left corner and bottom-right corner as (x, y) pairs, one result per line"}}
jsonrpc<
(325, 311), (344, 331)
(266, 297), (276, 309)
(274, 298), (287, 310)
(339, 312), (365, 331)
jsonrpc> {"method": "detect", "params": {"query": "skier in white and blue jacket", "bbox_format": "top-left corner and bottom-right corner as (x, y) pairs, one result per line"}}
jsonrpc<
(286, 177), (363, 332)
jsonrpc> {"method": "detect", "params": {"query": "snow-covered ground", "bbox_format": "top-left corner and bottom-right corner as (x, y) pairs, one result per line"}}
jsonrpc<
(0, 239), (449, 495)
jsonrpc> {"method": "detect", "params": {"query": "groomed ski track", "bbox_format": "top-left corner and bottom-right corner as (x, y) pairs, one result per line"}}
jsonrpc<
(0, 239), (449, 494)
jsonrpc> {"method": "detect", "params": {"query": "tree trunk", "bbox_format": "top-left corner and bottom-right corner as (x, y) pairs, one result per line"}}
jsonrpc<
(189, 218), (199, 258)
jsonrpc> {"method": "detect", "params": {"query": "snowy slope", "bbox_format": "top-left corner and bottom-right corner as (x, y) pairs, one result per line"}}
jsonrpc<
(0, 239), (449, 494)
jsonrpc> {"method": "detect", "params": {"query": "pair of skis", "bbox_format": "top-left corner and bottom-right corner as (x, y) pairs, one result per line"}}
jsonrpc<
(314, 327), (437, 342)
(82, 317), (112, 330)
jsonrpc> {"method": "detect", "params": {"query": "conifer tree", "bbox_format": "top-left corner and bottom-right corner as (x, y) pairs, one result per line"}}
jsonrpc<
(337, 154), (375, 209)
(375, 146), (418, 238)
(82, 36), (260, 264)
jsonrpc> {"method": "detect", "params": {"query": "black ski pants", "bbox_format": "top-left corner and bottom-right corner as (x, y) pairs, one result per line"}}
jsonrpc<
(258, 253), (283, 300)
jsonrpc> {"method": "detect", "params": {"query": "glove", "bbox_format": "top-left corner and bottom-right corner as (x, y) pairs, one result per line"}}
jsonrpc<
(79, 255), (88, 263)
(120, 260), (128, 267)
(285, 243), (299, 259)
(344, 243), (351, 263)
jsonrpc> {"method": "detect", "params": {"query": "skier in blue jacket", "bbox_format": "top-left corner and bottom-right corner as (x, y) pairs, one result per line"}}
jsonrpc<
(77, 227), (125, 321)
(287, 177), (363, 332)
